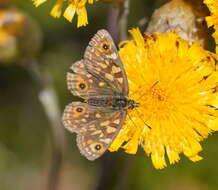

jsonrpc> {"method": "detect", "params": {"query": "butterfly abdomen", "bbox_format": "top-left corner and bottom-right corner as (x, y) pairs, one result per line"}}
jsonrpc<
(87, 97), (130, 110)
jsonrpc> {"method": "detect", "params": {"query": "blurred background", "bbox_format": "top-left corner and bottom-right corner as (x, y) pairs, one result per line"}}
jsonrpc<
(0, 0), (218, 190)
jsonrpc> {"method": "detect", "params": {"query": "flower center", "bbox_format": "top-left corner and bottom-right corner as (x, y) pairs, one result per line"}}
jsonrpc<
(150, 86), (167, 101)
(139, 84), (174, 117)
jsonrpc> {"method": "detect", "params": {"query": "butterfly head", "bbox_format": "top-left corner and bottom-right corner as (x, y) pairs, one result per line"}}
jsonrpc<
(127, 99), (139, 110)
(112, 98), (138, 110)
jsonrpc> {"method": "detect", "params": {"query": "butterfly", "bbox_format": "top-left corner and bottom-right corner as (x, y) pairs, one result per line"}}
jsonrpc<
(62, 29), (138, 160)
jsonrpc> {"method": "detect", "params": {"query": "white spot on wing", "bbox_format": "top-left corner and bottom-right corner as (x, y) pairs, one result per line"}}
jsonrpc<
(106, 52), (118, 60)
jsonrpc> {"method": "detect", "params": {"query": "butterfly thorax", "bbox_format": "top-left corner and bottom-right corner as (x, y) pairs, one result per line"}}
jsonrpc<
(87, 97), (138, 110)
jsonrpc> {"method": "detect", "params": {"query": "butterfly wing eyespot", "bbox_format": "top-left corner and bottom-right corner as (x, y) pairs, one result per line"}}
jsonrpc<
(79, 83), (86, 89)
(100, 41), (112, 53)
(76, 134), (107, 160)
(74, 76), (88, 91)
(84, 29), (129, 96)
(67, 60), (116, 98)
(73, 106), (85, 116)
(75, 107), (84, 113)
(76, 78), (88, 91)
(62, 102), (126, 134)
(76, 110), (127, 160)
(95, 144), (102, 150)
(91, 143), (105, 153)
(67, 72), (90, 97)
(62, 103), (88, 133)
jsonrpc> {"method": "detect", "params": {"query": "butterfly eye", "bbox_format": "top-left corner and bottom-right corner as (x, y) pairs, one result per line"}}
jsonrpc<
(100, 41), (111, 52)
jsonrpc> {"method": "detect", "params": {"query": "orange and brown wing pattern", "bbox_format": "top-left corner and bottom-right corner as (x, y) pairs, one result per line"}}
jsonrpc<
(76, 110), (127, 160)
(67, 60), (116, 98)
(62, 102), (115, 133)
(84, 29), (129, 96)
(63, 29), (129, 160)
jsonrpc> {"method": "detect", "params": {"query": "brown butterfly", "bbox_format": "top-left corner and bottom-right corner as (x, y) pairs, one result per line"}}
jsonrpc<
(62, 30), (138, 160)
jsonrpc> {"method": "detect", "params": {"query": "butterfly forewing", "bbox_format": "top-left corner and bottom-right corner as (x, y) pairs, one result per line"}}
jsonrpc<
(84, 29), (129, 96)
(67, 60), (115, 98)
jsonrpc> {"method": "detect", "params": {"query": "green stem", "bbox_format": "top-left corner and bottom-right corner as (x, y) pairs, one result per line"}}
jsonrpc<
(25, 59), (65, 190)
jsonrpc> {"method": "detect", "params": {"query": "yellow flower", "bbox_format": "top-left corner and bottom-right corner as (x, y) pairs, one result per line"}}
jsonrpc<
(204, 0), (218, 52)
(109, 28), (218, 169)
(32, 0), (98, 27)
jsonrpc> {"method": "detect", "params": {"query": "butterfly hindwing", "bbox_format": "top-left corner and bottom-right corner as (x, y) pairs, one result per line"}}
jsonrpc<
(76, 110), (127, 160)
(62, 102), (115, 133)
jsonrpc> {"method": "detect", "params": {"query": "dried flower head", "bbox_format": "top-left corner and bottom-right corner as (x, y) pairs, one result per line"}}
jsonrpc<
(147, 0), (209, 47)
(204, 0), (218, 51)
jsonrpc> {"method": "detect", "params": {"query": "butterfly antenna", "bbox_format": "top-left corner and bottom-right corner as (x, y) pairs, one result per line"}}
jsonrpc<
(135, 80), (160, 102)
(129, 75), (155, 97)
(129, 85), (144, 97)
(134, 107), (151, 129)
(127, 112), (139, 129)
